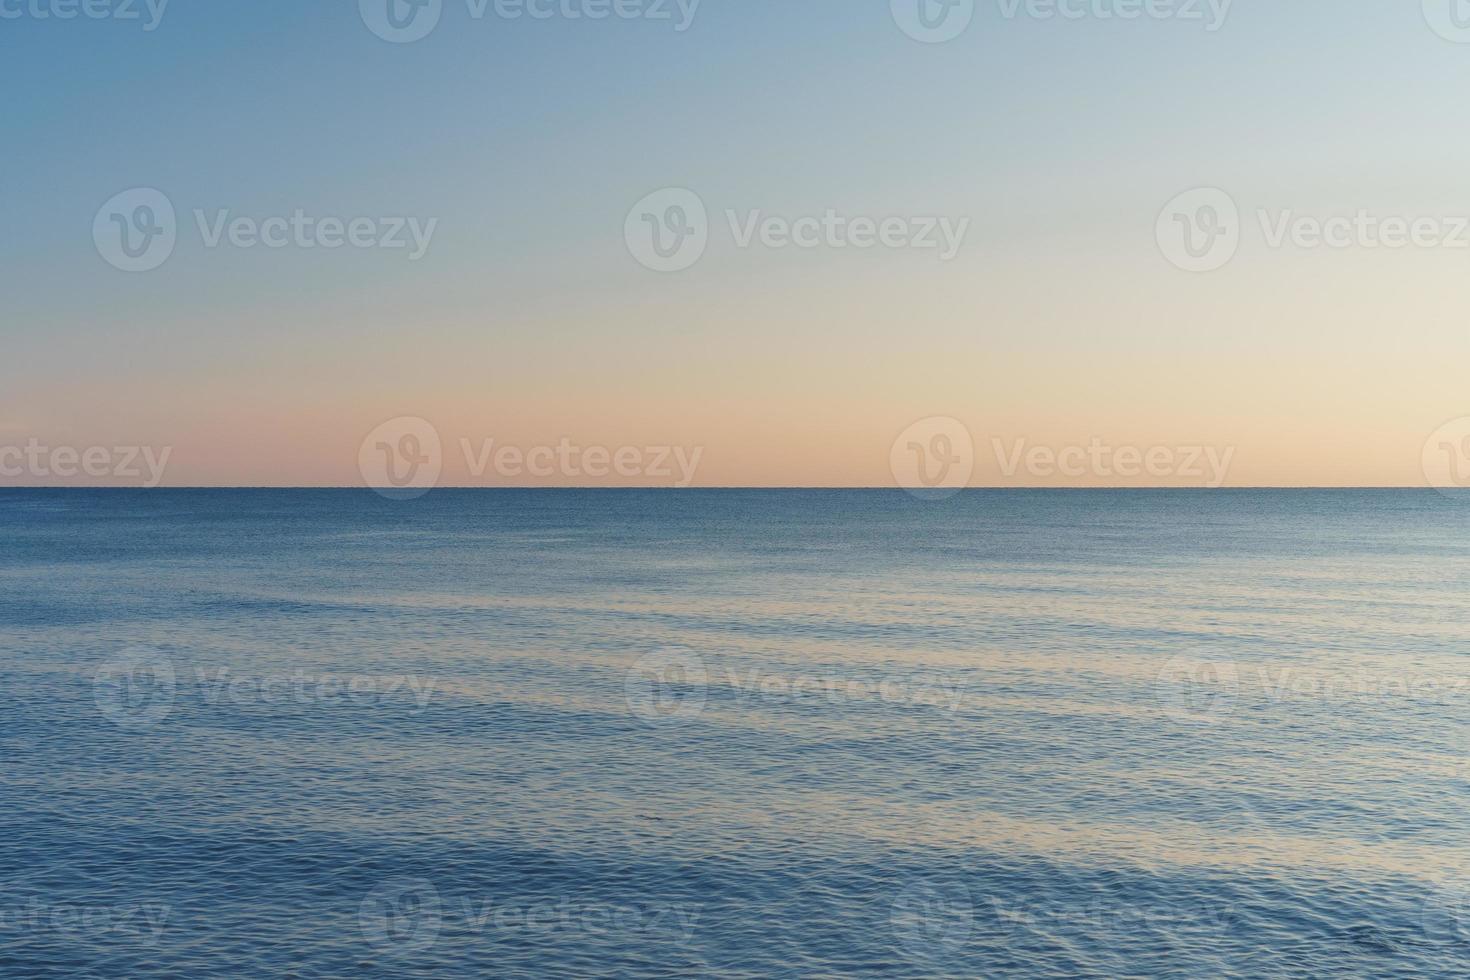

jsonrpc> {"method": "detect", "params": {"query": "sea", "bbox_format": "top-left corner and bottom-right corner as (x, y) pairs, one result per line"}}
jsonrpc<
(1, 489), (1467, 977)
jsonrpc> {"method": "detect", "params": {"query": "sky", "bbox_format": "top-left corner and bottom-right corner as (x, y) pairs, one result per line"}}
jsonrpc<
(4, 0), (1470, 488)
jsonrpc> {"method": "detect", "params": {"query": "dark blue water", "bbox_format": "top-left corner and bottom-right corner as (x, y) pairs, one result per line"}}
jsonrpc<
(1, 490), (1467, 977)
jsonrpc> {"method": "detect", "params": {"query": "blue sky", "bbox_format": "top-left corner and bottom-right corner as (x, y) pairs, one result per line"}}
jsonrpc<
(5, 1), (1470, 485)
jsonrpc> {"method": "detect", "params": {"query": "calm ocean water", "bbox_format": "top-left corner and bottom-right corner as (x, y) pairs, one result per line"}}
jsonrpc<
(1, 489), (1467, 977)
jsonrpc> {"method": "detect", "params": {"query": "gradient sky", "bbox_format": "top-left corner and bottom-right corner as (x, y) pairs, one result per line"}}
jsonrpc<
(4, 0), (1469, 487)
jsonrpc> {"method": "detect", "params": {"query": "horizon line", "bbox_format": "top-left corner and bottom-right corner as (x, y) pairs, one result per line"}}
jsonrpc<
(0, 485), (1451, 492)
